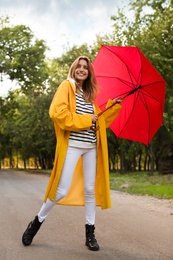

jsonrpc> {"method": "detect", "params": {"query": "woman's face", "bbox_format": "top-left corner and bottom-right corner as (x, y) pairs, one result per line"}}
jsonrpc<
(74, 59), (89, 85)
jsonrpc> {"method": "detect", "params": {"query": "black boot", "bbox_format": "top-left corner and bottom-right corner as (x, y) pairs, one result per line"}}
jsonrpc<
(85, 224), (99, 251)
(22, 216), (43, 246)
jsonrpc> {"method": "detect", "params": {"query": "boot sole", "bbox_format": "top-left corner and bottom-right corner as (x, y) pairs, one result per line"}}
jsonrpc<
(85, 242), (100, 251)
(22, 234), (33, 246)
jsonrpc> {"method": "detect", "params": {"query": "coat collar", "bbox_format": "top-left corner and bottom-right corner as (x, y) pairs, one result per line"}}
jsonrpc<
(67, 77), (76, 92)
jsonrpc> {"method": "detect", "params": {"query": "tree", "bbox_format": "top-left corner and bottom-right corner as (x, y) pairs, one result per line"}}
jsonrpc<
(103, 0), (173, 173)
(0, 17), (49, 94)
(0, 89), (56, 169)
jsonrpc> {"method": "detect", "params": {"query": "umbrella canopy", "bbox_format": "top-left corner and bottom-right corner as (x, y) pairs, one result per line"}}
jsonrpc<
(92, 45), (166, 145)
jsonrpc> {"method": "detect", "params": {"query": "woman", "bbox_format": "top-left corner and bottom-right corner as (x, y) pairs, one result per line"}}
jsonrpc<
(22, 56), (122, 251)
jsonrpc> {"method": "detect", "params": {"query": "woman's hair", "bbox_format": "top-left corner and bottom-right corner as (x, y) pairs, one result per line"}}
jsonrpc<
(68, 56), (99, 103)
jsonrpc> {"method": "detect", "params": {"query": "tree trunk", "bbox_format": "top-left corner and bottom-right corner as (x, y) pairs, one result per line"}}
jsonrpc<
(138, 150), (142, 171)
(158, 159), (173, 174)
(120, 150), (124, 174)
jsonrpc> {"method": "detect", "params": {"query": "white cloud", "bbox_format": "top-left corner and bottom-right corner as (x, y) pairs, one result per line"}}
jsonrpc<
(0, 0), (129, 96)
(0, 0), (122, 58)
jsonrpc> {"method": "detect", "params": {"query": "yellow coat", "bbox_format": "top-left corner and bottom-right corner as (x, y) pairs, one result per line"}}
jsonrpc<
(44, 79), (122, 209)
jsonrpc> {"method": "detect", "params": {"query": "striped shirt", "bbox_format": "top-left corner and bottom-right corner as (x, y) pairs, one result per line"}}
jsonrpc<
(69, 88), (97, 148)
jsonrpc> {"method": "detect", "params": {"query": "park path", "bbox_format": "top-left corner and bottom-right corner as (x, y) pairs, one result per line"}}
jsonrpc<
(0, 169), (172, 260)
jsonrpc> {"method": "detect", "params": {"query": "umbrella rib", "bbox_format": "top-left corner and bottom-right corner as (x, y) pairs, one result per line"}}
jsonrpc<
(140, 79), (165, 128)
(95, 46), (165, 145)
(96, 76), (139, 107)
(104, 45), (142, 87)
(116, 92), (140, 139)
(115, 91), (150, 145)
(137, 91), (151, 145)
(142, 81), (165, 100)
(96, 75), (136, 89)
(116, 82), (163, 144)
(131, 86), (163, 144)
(96, 71), (139, 89)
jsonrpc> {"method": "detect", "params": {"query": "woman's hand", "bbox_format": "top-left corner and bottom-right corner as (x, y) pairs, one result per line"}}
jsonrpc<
(113, 97), (123, 104)
(91, 114), (98, 123)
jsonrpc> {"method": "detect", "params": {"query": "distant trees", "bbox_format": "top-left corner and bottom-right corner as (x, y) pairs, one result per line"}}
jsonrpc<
(0, 0), (173, 173)
(0, 18), (53, 168)
(99, 0), (173, 174)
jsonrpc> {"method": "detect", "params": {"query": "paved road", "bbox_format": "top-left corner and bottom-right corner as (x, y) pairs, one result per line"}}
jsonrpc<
(0, 169), (172, 260)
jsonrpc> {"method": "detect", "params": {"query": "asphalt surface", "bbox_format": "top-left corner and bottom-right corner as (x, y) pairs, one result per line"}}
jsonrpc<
(0, 169), (172, 260)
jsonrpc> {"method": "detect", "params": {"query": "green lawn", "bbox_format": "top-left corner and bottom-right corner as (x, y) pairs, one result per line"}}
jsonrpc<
(110, 171), (173, 199)
(20, 169), (173, 199)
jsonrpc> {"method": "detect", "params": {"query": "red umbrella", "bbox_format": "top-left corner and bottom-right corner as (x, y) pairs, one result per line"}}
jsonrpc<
(92, 45), (166, 145)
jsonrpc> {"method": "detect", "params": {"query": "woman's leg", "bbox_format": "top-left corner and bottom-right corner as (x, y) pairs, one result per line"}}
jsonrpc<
(22, 146), (83, 246)
(83, 147), (97, 225)
(43, 146), (97, 225)
(38, 146), (82, 222)
(83, 147), (99, 251)
(38, 199), (55, 222)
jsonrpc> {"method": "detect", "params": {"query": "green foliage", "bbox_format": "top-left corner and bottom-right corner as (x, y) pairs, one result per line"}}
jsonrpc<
(0, 21), (49, 93)
(105, 0), (173, 171)
(0, 1), (173, 172)
(0, 89), (56, 168)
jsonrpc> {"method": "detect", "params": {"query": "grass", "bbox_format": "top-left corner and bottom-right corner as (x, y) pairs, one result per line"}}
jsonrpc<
(110, 171), (173, 199)
(13, 168), (173, 199)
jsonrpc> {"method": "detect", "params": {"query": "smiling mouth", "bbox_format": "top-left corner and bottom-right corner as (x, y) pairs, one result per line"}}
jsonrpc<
(77, 74), (85, 76)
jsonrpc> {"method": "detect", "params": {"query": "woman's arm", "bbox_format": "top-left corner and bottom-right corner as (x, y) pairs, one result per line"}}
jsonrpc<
(102, 99), (122, 128)
(49, 81), (93, 131)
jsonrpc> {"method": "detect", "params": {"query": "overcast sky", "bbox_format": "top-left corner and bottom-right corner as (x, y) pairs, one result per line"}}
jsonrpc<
(0, 0), (129, 96)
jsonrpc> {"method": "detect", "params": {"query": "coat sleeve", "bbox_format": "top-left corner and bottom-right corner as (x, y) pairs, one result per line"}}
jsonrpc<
(102, 99), (122, 128)
(49, 81), (93, 131)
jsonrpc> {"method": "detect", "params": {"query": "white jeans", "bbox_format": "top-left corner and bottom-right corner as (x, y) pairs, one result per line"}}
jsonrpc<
(38, 146), (97, 225)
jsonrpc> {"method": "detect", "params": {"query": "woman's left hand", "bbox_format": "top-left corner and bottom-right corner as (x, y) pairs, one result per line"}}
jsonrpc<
(113, 97), (123, 104)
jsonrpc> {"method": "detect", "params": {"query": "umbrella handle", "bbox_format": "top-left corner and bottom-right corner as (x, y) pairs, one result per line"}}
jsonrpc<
(97, 86), (141, 117)
(91, 87), (142, 131)
(90, 126), (100, 131)
(90, 98), (124, 132)
(97, 99), (123, 117)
